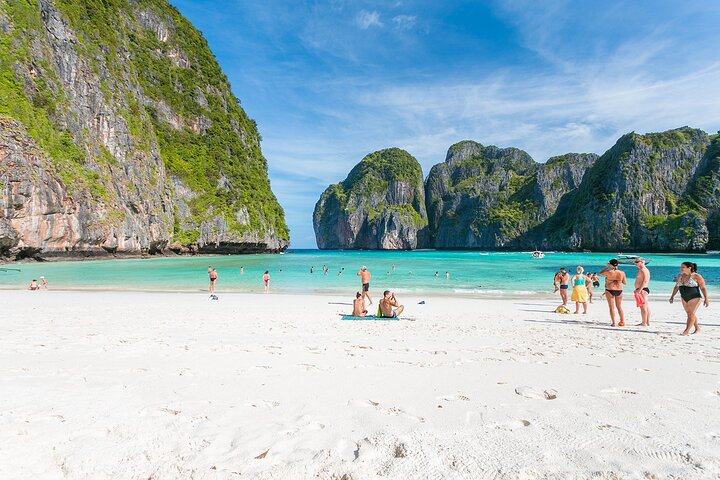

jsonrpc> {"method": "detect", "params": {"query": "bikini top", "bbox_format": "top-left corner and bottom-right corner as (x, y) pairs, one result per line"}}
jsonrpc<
(573, 277), (586, 286)
(676, 274), (699, 287)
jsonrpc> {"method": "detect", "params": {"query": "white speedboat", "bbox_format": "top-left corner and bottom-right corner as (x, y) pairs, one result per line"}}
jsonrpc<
(531, 250), (545, 259)
(616, 254), (651, 265)
(706, 250), (720, 255)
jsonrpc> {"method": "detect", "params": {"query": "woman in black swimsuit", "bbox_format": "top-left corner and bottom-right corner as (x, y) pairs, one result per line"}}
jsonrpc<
(669, 262), (710, 335)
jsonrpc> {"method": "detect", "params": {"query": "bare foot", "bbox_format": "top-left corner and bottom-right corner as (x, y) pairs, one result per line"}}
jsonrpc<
(681, 331), (690, 336)
(635, 323), (648, 327)
(692, 328), (700, 334)
(611, 323), (616, 327)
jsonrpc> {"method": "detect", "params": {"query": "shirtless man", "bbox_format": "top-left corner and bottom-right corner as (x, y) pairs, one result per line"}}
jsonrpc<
(352, 292), (367, 317)
(554, 268), (570, 305)
(634, 258), (651, 326)
(208, 267), (218, 294)
(599, 259), (627, 327)
(379, 290), (404, 318)
(27, 279), (40, 291)
(357, 266), (372, 305)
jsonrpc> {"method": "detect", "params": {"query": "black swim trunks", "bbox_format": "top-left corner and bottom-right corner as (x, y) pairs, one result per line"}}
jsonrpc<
(642, 287), (650, 294)
(560, 284), (569, 290)
(605, 289), (622, 297)
(362, 283), (369, 292)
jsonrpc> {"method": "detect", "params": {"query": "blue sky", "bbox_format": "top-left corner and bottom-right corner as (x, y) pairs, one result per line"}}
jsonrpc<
(170, 0), (720, 248)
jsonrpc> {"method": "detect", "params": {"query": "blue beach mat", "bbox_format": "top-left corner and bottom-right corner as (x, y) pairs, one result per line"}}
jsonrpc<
(341, 315), (399, 321)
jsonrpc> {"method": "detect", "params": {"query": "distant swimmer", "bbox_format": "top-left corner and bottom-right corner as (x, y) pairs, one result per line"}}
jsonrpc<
(240, 266), (244, 275)
(310, 266), (314, 273)
(634, 258), (651, 326)
(669, 262), (709, 335)
(599, 259), (626, 327)
(445, 271), (450, 279)
(435, 271), (439, 277)
(263, 270), (270, 293)
(352, 292), (367, 317)
(357, 265), (372, 305)
(28, 279), (40, 291)
(209, 267), (218, 294)
(554, 268), (569, 306)
(379, 291), (404, 318)
(392, 263), (396, 271)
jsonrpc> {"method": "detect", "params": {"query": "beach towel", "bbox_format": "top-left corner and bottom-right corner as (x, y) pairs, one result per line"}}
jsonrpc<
(341, 315), (399, 321)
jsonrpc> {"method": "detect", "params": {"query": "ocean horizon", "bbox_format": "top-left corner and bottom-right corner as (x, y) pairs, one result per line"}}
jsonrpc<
(3, 250), (718, 297)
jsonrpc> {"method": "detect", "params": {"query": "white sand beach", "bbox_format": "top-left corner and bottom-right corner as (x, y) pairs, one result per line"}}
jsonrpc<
(1, 289), (719, 479)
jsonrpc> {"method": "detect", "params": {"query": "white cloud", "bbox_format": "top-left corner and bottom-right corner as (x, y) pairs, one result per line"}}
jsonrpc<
(392, 14), (417, 30)
(355, 10), (382, 29)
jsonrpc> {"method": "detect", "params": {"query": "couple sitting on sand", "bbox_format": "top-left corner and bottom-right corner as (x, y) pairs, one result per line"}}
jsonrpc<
(353, 290), (404, 318)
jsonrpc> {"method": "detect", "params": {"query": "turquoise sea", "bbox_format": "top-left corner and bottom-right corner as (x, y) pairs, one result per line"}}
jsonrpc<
(2, 250), (719, 297)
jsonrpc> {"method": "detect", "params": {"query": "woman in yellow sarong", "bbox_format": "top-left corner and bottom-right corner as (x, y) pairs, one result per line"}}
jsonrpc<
(570, 266), (591, 314)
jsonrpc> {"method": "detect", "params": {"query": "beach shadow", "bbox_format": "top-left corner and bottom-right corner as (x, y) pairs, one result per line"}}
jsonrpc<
(328, 302), (353, 305)
(523, 318), (673, 335)
(519, 308), (555, 313)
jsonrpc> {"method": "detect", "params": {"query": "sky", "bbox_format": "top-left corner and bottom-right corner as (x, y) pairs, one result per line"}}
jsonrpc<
(170, 0), (720, 248)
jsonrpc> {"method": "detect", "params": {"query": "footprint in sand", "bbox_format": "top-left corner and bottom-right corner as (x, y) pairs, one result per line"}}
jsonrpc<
(244, 400), (280, 408)
(514, 386), (557, 400)
(346, 399), (424, 422)
(298, 363), (321, 372)
(437, 394), (471, 402)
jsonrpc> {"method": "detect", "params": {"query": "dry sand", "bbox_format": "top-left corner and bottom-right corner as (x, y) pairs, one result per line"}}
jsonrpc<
(1, 289), (719, 479)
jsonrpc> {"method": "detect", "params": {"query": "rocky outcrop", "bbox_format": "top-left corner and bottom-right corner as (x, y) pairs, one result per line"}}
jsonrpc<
(535, 127), (713, 251)
(314, 128), (720, 252)
(313, 148), (428, 249)
(0, 0), (287, 259)
(425, 141), (597, 248)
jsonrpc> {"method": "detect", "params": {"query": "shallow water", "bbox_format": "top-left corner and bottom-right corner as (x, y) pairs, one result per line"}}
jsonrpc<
(1, 250), (718, 296)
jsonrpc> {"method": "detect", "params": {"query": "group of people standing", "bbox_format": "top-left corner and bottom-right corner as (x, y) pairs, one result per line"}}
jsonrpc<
(554, 259), (709, 335)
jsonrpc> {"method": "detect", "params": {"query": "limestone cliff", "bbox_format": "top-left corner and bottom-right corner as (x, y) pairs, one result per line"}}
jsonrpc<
(0, 0), (288, 259)
(536, 127), (714, 251)
(313, 148), (428, 249)
(424, 141), (597, 248)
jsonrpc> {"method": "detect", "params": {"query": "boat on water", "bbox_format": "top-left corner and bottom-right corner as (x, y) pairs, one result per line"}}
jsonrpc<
(616, 254), (651, 265)
(706, 250), (720, 255)
(531, 251), (545, 259)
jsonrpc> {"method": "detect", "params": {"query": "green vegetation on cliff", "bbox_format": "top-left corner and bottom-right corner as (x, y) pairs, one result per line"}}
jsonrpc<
(0, 0), (288, 249)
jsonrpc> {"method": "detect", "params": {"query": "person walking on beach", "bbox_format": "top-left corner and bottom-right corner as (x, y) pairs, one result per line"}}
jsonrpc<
(634, 258), (651, 326)
(208, 268), (218, 294)
(570, 266), (590, 314)
(379, 291), (404, 318)
(357, 266), (372, 305)
(352, 292), (367, 317)
(669, 262), (709, 335)
(600, 259), (626, 327)
(554, 268), (570, 305)
(263, 270), (270, 293)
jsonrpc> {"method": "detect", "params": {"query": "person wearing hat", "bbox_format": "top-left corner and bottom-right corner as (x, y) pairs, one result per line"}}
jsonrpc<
(357, 265), (372, 305)
(40, 276), (47, 289)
